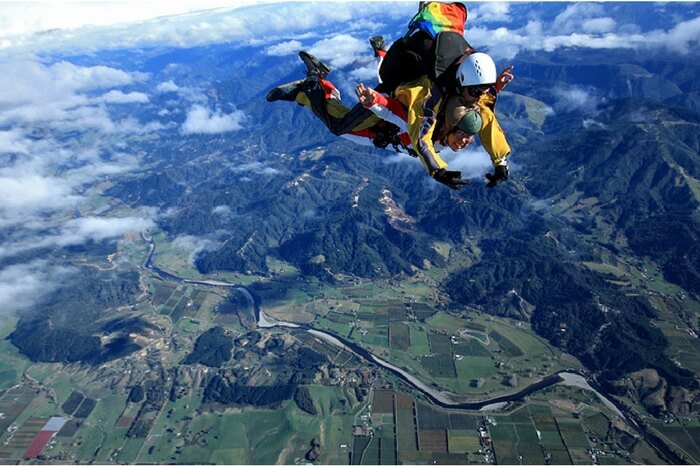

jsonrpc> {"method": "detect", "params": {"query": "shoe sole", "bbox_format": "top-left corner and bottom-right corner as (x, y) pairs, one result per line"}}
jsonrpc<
(299, 51), (331, 77)
(369, 36), (386, 52)
(266, 79), (304, 102)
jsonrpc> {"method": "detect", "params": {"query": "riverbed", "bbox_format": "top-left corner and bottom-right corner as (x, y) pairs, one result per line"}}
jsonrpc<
(142, 233), (626, 413)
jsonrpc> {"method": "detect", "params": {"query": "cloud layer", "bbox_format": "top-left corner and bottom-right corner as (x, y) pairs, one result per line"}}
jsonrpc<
(0, 261), (74, 313)
(0, 56), (214, 318)
(466, 3), (700, 59)
(2, 2), (697, 60)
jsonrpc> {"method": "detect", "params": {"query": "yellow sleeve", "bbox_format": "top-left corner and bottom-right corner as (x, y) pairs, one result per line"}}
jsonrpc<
(478, 92), (511, 167)
(394, 77), (448, 175)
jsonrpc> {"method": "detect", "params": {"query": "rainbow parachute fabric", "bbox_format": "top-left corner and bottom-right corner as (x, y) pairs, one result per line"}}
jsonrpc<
(408, 1), (467, 38)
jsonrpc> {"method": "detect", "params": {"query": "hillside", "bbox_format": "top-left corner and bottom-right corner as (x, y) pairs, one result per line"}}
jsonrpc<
(4, 2), (699, 430)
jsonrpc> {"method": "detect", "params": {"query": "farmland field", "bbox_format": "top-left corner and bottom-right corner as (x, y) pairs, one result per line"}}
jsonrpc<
(428, 333), (453, 354)
(558, 419), (591, 449)
(490, 423), (520, 465)
(0, 241), (670, 466)
(389, 322), (410, 350)
(489, 330), (524, 358)
(652, 423), (700, 463)
(448, 430), (481, 453)
(408, 326), (430, 356)
(426, 312), (464, 332)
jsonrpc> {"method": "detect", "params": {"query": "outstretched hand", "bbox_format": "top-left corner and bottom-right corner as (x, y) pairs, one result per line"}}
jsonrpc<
(494, 66), (514, 94)
(433, 169), (470, 190)
(356, 83), (377, 107)
(485, 165), (509, 188)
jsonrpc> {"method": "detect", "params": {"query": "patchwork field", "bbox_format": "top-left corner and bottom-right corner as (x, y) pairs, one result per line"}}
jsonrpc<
(0, 245), (688, 465)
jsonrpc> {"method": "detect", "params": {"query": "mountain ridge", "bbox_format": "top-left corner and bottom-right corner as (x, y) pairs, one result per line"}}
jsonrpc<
(5, 10), (700, 420)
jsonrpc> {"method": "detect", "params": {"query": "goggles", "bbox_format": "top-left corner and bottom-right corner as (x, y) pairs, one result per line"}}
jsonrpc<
(464, 85), (491, 98)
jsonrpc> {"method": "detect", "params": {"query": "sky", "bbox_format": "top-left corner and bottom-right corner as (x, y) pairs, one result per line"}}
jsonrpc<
(0, 1), (699, 317)
(1, 1), (699, 56)
(0, 1), (270, 39)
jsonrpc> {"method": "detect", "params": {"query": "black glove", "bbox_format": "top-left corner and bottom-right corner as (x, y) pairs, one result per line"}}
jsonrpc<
(433, 169), (470, 190)
(485, 164), (509, 188)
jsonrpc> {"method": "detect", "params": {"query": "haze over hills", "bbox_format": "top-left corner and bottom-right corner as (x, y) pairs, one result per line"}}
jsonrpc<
(1, 1), (700, 463)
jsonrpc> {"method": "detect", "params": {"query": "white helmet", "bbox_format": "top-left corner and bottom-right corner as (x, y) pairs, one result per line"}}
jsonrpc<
(456, 52), (497, 87)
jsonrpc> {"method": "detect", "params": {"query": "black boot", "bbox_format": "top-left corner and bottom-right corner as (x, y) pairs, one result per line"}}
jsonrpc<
(369, 36), (386, 56)
(299, 51), (331, 79)
(266, 79), (304, 102)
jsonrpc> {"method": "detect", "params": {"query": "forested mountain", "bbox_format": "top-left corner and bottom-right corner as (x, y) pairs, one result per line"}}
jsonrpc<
(9, 269), (144, 363)
(4, 1), (699, 413)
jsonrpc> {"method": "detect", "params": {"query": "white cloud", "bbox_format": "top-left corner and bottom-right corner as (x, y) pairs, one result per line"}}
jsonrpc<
(552, 3), (606, 35)
(0, 174), (78, 217)
(156, 80), (180, 92)
(448, 146), (494, 180)
(624, 108), (650, 124)
(0, 128), (30, 154)
(468, 6), (700, 60)
(348, 63), (379, 83)
(583, 119), (606, 130)
(172, 234), (217, 266)
(50, 61), (138, 90)
(212, 205), (232, 216)
(0, 60), (132, 107)
(662, 15), (700, 54)
(53, 216), (156, 247)
(0, 2), (408, 55)
(115, 118), (172, 134)
(0, 97), (156, 257)
(551, 86), (600, 113)
(0, 59), (154, 134)
(307, 34), (367, 68)
(582, 17), (616, 34)
(99, 90), (149, 104)
(1, 2), (697, 62)
(0, 214), (156, 260)
(0, 261), (73, 315)
(181, 104), (245, 134)
(0, 1), (276, 38)
(266, 39), (303, 57)
(66, 152), (142, 182)
(381, 143), (494, 182)
(473, 2), (512, 24)
(302, 208), (318, 219)
(229, 161), (280, 175)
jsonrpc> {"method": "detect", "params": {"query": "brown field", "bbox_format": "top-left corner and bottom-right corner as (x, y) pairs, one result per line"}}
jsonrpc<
(0, 388), (35, 416)
(117, 416), (133, 427)
(57, 420), (80, 437)
(395, 391), (413, 410)
(213, 314), (239, 325)
(389, 323), (410, 350)
(419, 429), (448, 452)
(388, 307), (406, 322)
(532, 413), (558, 431)
(373, 389), (394, 414)
(6, 417), (46, 450)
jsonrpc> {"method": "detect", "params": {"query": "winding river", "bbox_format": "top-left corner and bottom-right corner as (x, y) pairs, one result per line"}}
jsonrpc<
(141, 233), (617, 411)
(141, 234), (688, 462)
